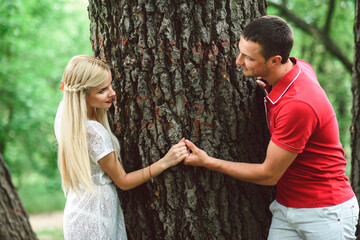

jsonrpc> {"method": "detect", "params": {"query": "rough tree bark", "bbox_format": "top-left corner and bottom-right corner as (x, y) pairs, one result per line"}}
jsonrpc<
(351, 0), (360, 238)
(88, 0), (274, 239)
(0, 153), (37, 239)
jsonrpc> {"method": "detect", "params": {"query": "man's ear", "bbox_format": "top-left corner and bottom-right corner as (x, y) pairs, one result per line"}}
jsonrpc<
(271, 55), (282, 65)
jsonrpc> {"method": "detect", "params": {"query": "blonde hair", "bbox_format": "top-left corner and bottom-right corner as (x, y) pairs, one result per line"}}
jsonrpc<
(58, 55), (119, 195)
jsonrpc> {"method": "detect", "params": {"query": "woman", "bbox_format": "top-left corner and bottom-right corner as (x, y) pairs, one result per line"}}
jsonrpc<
(54, 55), (188, 239)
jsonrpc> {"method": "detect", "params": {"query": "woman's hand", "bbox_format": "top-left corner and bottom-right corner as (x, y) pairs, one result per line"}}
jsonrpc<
(256, 76), (266, 88)
(160, 138), (189, 169)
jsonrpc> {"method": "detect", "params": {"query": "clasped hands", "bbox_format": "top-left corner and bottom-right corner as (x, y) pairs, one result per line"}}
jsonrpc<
(164, 138), (210, 168)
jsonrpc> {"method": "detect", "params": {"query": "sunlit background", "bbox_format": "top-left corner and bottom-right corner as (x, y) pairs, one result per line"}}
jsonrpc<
(0, 0), (355, 238)
(1, 0), (91, 214)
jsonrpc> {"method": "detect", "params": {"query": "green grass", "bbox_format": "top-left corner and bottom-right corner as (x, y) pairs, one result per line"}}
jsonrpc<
(35, 228), (64, 240)
(18, 184), (65, 214)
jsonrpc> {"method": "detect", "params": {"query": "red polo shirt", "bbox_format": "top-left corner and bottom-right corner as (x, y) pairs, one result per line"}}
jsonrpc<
(265, 57), (354, 208)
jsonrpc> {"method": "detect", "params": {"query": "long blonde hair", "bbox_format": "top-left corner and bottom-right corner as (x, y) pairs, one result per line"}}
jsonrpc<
(57, 55), (119, 195)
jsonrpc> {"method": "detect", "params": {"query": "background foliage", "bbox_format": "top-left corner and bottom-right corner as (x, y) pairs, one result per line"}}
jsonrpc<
(0, 0), (92, 213)
(0, 0), (355, 214)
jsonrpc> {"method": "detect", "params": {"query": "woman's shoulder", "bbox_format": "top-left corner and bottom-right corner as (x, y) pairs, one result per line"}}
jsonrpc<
(86, 120), (115, 162)
(86, 120), (110, 138)
(87, 120), (105, 128)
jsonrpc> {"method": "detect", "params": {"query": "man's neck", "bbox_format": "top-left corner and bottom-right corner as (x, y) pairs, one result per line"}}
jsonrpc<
(268, 59), (294, 87)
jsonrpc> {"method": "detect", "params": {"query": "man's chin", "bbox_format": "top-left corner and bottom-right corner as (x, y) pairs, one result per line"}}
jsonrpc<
(242, 71), (253, 77)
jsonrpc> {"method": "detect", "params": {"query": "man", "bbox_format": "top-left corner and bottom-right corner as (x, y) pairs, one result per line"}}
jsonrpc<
(184, 15), (359, 239)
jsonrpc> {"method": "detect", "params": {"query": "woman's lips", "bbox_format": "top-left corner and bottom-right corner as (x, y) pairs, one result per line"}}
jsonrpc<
(106, 99), (113, 104)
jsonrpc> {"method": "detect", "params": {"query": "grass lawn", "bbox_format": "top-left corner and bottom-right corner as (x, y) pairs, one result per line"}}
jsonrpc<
(18, 184), (65, 214)
(35, 228), (64, 240)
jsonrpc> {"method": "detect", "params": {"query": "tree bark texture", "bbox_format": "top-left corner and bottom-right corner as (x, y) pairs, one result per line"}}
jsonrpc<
(351, 0), (360, 238)
(88, 0), (273, 239)
(0, 153), (37, 240)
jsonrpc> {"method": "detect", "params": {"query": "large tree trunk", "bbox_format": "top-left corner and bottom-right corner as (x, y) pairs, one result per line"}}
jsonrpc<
(0, 153), (37, 239)
(351, 0), (360, 238)
(88, 0), (274, 239)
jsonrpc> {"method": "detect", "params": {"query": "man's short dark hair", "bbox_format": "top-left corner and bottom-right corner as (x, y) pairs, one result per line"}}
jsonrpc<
(242, 15), (294, 64)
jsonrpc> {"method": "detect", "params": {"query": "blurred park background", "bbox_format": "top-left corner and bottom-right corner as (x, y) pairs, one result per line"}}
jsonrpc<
(0, 0), (355, 237)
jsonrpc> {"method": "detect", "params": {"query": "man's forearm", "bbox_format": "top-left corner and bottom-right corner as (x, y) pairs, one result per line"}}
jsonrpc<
(205, 157), (277, 186)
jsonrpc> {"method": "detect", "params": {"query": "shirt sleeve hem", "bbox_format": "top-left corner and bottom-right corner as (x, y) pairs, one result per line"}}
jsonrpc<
(96, 150), (115, 163)
(271, 137), (303, 153)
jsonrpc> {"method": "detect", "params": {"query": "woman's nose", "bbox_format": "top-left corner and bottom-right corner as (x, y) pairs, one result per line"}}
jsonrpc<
(109, 86), (116, 97)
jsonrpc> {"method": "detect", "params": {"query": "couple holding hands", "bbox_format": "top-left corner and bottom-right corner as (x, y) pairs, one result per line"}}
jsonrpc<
(55, 16), (358, 240)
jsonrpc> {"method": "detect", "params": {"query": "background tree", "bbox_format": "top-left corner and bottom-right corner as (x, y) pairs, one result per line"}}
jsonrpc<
(351, 0), (360, 237)
(0, 153), (37, 239)
(269, 0), (352, 72)
(88, 0), (273, 239)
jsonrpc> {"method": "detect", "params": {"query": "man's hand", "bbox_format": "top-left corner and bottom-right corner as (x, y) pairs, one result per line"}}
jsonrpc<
(183, 139), (210, 167)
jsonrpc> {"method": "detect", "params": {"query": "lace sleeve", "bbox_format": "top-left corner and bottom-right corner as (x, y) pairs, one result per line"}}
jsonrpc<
(87, 121), (114, 164)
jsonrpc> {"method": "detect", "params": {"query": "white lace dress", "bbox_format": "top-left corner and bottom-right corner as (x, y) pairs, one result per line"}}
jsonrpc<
(54, 102), (127, 240)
